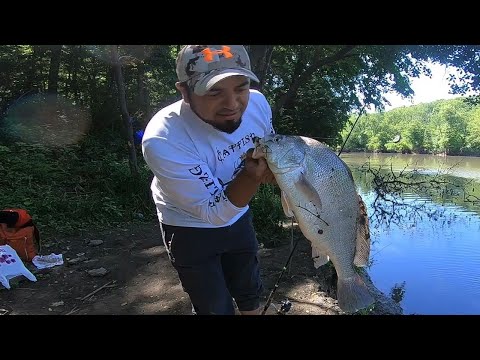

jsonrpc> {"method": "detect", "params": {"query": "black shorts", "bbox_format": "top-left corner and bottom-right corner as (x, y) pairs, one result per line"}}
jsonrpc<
(160, 210), (263, 315)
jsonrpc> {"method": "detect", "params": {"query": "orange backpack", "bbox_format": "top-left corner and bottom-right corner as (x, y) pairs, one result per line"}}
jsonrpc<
(0, 209), (41, 262)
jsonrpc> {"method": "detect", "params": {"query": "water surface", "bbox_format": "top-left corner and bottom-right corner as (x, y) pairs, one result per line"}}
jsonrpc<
(341, 152), (480, 315)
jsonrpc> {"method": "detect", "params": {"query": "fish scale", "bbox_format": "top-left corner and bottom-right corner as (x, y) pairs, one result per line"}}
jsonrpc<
(253, 134), (374, 313)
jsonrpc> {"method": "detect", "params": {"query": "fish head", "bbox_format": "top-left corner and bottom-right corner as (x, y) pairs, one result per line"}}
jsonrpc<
(252, 134), (306, 174)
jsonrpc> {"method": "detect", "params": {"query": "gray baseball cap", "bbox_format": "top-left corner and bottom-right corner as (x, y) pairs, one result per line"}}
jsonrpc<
(176, 45), (260, 96)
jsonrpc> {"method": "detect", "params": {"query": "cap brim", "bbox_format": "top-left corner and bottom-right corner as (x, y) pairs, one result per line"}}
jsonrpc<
(193, 69), (260, 96)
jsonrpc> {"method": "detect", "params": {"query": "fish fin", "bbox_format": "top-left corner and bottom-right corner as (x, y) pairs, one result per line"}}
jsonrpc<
(311, 245), (329, 268)
(281, 190), (294, 218)
(295, 172), (322, 212)
(337, 273), (375, 313)
(354, 194), (371, 267)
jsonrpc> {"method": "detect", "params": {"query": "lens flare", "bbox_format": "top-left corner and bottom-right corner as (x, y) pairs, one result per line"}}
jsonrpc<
(3, 93), (91, 146)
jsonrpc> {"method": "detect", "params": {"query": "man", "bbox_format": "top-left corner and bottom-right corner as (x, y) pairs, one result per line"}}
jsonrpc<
(142, 45), (275, 315)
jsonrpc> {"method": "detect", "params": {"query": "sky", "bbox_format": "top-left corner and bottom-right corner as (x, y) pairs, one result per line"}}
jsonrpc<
(376, 62), (476, 112)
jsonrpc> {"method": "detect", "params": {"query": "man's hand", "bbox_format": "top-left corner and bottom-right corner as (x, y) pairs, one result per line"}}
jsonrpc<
(243, 149), (277, 185)
(262, 168), (277, 185)
(225, 149), (278, 208)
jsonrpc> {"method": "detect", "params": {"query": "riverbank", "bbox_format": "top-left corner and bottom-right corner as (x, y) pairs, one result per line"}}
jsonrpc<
(0, 220), (402, 315)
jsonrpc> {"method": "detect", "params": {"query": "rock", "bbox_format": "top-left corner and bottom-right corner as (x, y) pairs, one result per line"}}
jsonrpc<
(87, 267), (108, 277)
(88, 240), (104, 246)
(314, 264), (403, 315)
(67, 256), (88, 265)
(362, 270), (403, 315)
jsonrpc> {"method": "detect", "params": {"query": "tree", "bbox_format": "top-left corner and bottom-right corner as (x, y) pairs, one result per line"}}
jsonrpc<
(109, 45), (138, 178)
(247, 45), (274, 91)
(466, 107), (480, 151)
(47, 45), (62, 95)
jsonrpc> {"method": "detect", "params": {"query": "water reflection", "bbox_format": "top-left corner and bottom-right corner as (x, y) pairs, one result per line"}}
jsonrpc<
(351, 160), (480, 230)
(390, 281), (406, 304)
(342, 152), (480, 182)
(342, 153), (480, 315)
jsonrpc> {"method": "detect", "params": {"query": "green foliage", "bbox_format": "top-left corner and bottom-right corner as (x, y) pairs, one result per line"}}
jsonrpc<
(466, 107), (480, 151)
(264, 46), (362, 146)
(341, 97), (480, 155)
(353, 303), (376, 315)
(0, 131), (289, 247)
(1, 44), (479, 247)
(249, 184), (289, 248)
(0, 135), (156, 239)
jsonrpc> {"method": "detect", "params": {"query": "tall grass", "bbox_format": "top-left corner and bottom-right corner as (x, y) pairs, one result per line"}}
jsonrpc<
(0, 133), (156, 237)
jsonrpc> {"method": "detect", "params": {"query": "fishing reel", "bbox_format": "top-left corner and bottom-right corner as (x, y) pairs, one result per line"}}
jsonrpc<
(273, 299), (292, 315)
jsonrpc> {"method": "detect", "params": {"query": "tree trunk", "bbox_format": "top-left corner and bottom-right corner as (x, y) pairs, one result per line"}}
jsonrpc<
(71, 45), (81, 102)
(273, 45), (356, 119)
(47, 45), (62, 95)
(136, 46), (149, 127)
(248, 45), (274, 91)
(25, 45), (42, 92)
(110, 45), (139, 178)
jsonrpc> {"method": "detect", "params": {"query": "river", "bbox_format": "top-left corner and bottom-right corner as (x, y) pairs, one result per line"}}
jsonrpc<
(341, 152), (480, 315)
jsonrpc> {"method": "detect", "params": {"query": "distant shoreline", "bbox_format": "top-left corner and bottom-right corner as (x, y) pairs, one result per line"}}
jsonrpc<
(339, 150), (480, 158)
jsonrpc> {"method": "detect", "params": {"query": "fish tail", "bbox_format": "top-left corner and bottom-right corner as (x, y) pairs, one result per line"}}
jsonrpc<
(337, 273), (374, 313)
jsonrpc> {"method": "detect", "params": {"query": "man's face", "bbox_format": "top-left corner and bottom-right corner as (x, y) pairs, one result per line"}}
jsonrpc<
(181, 75), (250, 134)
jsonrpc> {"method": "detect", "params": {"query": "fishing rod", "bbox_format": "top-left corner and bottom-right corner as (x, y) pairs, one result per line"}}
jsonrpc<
(261, 219), (301, 315)
(337, 105), (403, 156)
(338, 104), (367, 156)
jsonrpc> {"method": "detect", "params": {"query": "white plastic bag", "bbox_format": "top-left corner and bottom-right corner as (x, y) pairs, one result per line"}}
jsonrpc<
(0, 245), (37, 289)
(32, 253), (63, 269)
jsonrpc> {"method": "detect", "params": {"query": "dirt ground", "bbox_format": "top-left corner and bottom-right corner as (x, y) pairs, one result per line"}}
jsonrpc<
(0, 220), (403, 316)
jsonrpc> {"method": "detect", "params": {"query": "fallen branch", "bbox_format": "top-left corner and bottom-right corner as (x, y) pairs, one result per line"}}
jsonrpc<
(65, 306), (79, 315)
(79, 280), (116, 301)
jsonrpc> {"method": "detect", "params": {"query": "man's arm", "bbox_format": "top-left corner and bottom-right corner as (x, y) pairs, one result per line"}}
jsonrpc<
(143, 137), (250, 226)
(225, 149), (276, 208)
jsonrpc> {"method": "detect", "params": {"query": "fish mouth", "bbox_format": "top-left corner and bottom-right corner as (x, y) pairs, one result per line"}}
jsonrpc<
(252, 137), (269, 160)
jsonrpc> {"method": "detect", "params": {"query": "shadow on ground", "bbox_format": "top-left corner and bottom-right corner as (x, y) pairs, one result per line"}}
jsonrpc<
(0, 221), (402, 316)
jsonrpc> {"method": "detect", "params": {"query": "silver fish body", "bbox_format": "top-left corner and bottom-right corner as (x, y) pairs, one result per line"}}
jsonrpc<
(253, 134), (374, 313)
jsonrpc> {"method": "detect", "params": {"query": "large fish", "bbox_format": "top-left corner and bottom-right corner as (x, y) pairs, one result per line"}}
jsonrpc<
(252, 134), (374, 313)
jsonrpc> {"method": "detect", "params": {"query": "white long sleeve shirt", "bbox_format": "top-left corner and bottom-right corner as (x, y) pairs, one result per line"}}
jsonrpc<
(142, 89), (275, 228)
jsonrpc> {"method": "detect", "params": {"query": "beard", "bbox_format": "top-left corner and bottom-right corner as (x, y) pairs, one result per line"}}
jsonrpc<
(203, 117), (242, 134)
(191, 107), (242, 134)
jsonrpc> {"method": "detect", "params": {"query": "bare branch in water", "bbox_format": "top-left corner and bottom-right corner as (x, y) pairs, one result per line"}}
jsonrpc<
(358, 159), (475, 229)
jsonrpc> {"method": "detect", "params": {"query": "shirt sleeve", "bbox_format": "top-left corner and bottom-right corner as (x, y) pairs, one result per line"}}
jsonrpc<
(142, 136), (246, 226)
